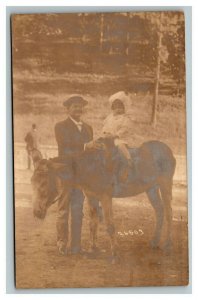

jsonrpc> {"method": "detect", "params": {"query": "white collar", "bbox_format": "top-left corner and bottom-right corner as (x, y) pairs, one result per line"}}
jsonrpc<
(69, 116), (83, 125)
(69, 116), (83, 131)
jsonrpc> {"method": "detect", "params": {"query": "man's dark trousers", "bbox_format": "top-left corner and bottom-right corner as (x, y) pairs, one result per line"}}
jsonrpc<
(55, 117), (93, 253)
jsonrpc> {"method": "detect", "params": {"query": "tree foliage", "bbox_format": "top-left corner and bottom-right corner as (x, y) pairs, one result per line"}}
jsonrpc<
(12, 12), (185, 91)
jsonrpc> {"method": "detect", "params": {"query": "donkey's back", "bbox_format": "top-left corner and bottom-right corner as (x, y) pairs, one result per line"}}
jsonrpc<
(113, 140), (176, 198)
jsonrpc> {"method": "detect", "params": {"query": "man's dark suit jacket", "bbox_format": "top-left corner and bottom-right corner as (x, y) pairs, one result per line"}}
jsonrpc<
(54, 117), (93, 158)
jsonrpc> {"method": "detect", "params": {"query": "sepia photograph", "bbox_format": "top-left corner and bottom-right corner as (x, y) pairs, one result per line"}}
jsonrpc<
(11, 11), (188, 288)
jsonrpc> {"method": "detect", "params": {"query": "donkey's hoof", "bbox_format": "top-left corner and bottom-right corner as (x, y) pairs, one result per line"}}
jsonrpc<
(163, 240), (173, 254)
(86, 246), (100, 259)
(107, 255), (120, 264)
(58, 247), (67, 256)
(91, 246), (101, 254)
(87, 246), (100, 256)
(150, 239), (160, 249)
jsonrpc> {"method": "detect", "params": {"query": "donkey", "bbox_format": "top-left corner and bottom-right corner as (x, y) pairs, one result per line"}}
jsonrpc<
(31, 138), (176, 259)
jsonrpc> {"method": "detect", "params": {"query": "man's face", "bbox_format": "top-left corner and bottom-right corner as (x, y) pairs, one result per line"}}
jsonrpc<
(67, 102), (84, 120)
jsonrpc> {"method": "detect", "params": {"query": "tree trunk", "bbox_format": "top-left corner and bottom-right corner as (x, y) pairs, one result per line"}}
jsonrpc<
(151, 13), (163, 127)
(125, 12), (130, 67)
(100, 13), (104, 51)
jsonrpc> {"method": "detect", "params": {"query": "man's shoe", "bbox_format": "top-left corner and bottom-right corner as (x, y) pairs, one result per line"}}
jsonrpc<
(57, 242), (67, 255)
(70, 247), (87, 256)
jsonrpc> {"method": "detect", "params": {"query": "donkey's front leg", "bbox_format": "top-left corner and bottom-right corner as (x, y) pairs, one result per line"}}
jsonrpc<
(87, 197), (99, 252)
(100, 194), (117, 261)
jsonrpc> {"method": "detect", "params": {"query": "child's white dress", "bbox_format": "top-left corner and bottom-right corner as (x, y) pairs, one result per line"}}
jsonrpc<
(102, 113), (133, 148)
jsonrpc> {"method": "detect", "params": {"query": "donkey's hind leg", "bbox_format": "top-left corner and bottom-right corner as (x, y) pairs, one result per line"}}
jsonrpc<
(146, 185), (164, 248)
(100, 194), (117, 262)
(159, 178), (173, 252)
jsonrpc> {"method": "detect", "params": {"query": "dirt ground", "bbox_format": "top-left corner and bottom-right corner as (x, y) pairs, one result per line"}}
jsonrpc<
(14, 169), (189, 289)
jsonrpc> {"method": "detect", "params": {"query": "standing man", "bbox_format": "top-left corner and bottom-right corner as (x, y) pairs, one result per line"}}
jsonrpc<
(24, 123), (39, 170)
(54, 94), (100, 255)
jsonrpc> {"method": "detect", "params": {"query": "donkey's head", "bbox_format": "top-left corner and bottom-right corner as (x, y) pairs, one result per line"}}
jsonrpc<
(31, 159), (51, 219)
(31, 155), (60, 219)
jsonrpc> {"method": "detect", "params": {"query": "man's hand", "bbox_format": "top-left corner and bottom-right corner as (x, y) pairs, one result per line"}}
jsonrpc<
(102, 132), (118, 139)
(85, 140), (104, 150)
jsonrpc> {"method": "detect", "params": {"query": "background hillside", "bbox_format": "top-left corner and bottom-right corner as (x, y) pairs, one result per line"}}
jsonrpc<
(12, 12), (186, 154)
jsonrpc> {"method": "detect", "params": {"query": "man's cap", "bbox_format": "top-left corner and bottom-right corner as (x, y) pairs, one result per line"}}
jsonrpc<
(109, 91), (129, 105)
(63, 94), (88, 107)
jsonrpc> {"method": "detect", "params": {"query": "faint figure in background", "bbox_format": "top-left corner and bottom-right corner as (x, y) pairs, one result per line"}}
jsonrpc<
(24, 123), (39, 170)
